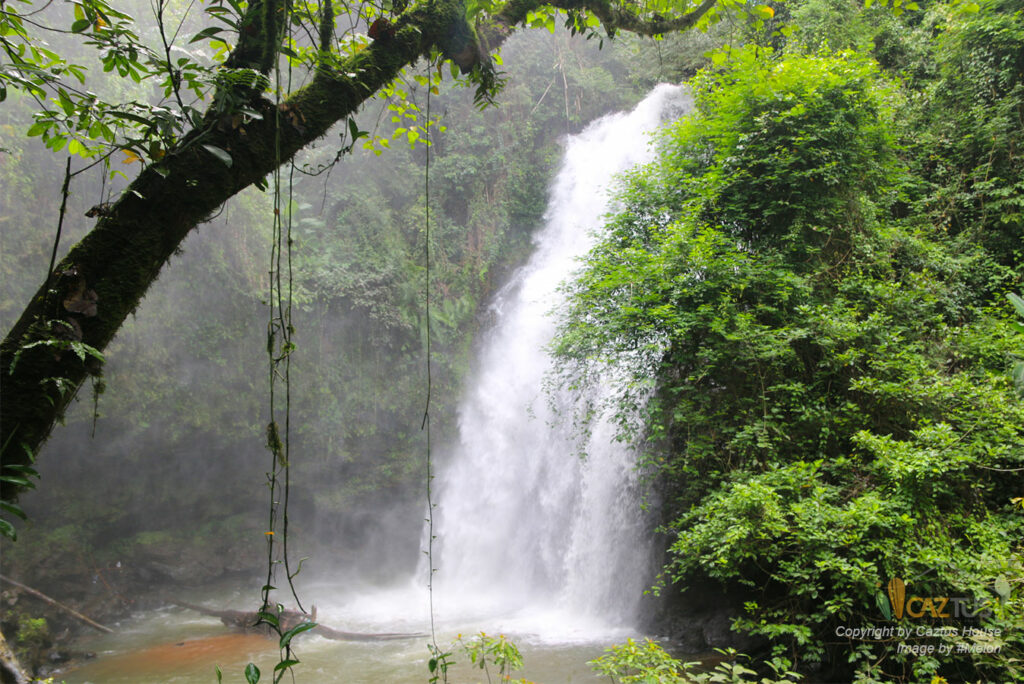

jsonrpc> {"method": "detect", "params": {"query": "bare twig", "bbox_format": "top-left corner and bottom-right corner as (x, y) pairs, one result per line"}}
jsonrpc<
(0, 574), (114, 634)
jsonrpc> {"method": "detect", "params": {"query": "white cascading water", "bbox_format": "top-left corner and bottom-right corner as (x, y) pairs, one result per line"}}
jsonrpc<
(428, 84), (692, 639)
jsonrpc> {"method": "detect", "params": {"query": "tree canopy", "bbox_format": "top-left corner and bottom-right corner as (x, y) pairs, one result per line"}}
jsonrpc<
(2, 0), (1023, 679)
(0, 0), (740, 506)
(555, 1), (1024, 676)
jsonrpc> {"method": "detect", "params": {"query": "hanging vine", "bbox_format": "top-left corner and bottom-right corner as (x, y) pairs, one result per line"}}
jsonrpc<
(419, 55), (454, 684)
(422, 60), (440, 680)
(253, 1), (314, 682)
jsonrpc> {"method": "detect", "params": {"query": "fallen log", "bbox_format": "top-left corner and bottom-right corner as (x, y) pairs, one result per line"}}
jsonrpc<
(0, 574), (113, 634)
(171, 601), (425, 642)
(171, 600), (308, 634)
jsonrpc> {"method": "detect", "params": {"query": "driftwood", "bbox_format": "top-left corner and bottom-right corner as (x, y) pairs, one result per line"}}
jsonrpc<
(171, 601), (424, 642)
(0, 574), (113, 634)
(171, 600), (308, 634)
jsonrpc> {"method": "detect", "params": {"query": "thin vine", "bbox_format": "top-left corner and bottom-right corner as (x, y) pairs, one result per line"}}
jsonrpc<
(256, 1), (312, 681)
(44, 157), (72, 289)
(421, 61), (446, 684)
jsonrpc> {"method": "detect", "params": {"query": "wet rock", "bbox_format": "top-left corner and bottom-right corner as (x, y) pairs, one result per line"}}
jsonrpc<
(646, 577), (767, 656)
(46, 650), (70, 664)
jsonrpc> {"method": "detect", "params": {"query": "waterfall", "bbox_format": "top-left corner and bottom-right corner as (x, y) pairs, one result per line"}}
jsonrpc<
(429, 84), (692, 639)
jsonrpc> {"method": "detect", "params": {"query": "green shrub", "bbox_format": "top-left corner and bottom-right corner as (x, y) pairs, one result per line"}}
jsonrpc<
(557, 44), (1024, 681)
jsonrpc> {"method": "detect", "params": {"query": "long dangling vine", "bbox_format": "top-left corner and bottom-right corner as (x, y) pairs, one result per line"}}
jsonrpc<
(251, 1), (314, 682)
(421, 59), (450, 684)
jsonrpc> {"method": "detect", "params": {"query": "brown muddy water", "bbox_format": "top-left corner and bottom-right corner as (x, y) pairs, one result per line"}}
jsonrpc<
(59, 583), (641, 683)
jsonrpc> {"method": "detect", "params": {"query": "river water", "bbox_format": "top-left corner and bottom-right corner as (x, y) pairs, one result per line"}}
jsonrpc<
(62, 585), (615, 682)
(62, 83), (690, 683)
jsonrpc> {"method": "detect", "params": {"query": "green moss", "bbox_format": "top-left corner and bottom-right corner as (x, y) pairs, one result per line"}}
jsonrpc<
(15, 617), (48, 648)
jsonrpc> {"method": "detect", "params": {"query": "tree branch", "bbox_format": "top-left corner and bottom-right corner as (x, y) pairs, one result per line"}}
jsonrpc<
(579, 0), (719, 36)
(0, 0), (721, 500)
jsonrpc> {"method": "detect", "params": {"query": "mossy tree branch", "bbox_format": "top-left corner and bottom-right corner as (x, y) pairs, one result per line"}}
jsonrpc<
(0, 0), (720, 501)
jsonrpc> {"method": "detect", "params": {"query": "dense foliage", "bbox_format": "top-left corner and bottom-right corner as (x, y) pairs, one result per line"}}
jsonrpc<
(556, 3), (1024, 679)
(2, 0), (1023, 678)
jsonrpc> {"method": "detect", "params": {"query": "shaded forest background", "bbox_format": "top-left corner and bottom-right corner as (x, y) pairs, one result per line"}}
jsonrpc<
(1, 0), (1023, 679)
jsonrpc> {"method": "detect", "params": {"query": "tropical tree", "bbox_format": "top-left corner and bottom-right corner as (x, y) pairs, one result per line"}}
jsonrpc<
(0, 0), (752, 506)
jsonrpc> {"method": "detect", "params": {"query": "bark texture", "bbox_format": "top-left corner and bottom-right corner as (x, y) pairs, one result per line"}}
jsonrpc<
(0, 630), (29, 684)
(0, 0), (717, 501)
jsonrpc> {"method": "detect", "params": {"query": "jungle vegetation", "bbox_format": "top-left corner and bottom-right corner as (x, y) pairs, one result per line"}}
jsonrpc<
(0, 0), (739, 497)
(0, 0), (1022, 679)
(555, 0), (1024, 679)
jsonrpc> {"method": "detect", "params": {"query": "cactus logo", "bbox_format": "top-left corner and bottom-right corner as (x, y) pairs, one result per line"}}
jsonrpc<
(877, 577), (993, 620)
(887, 577), (906, 619)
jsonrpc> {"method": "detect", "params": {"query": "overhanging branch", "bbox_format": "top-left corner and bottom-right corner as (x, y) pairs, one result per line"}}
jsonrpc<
(577, 0), (719, 36)
(0, 0), (722, 501)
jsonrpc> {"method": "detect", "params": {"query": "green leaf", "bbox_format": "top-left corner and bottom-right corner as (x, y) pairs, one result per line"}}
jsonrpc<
(0, 501), (28, 520)
(244, 662), (260, 684)
(0, 518), (15, 541)
(202, 144), (233, 167)
(279, 621), (317, 649)
(3, 465), (38, 474)
(256, 611), (280, 628)
(215, 665), (223, 683)
(109, 110), (156, 125)
(994, 576), (1011, 600)
(273, 659), (300, 672)
(71, 18), (92, 32)
(57, 89), (75, 115)
(875, 590), (892, 620)
(190, 26), (224, 43)
(1007, 293), (1024, 319)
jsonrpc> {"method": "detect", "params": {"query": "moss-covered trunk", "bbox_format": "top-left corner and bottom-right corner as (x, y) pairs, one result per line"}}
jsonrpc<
(0, 0), (474, 499)
(0, 0), (717, 500)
